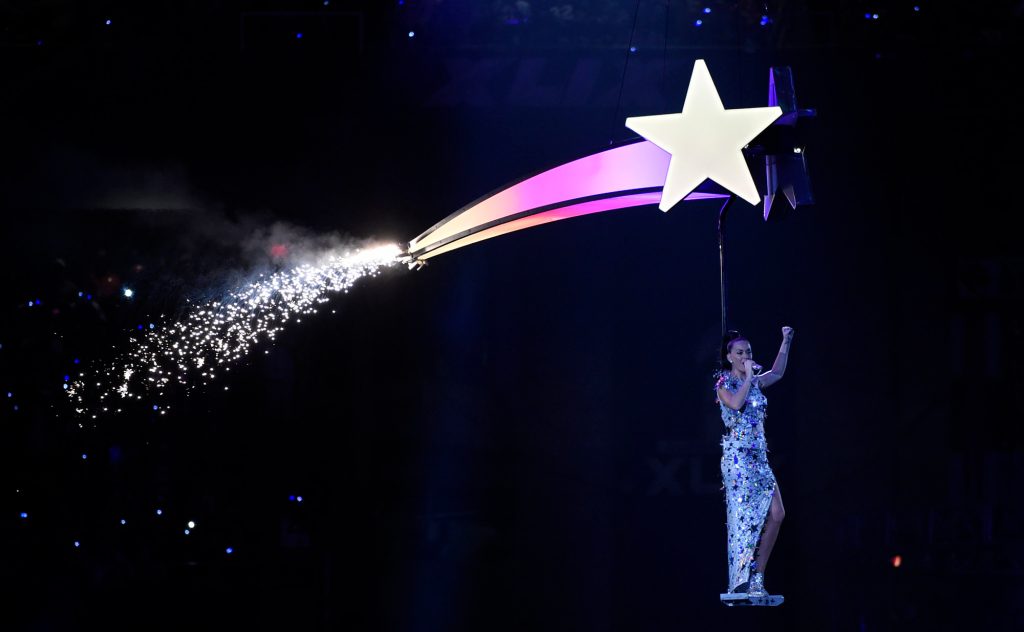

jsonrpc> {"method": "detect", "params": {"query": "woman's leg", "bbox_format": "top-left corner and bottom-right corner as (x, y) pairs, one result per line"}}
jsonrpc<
(754, 483), (785, 574)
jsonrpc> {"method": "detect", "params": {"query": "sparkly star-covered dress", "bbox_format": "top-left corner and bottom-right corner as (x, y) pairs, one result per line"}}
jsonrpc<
(716, 372), (777, 593)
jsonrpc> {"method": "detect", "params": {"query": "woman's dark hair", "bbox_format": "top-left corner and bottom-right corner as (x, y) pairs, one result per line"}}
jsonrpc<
(719, 329), (748, 372)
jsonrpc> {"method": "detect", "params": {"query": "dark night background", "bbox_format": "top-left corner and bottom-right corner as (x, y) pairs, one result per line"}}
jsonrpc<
(1, 1), (1022, 630)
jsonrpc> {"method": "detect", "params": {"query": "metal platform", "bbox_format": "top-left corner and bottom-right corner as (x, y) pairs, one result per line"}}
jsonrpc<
(719, 592), (785, 607)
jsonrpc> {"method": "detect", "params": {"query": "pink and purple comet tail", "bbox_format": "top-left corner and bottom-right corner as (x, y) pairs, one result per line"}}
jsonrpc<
(406, 140), (729, 261)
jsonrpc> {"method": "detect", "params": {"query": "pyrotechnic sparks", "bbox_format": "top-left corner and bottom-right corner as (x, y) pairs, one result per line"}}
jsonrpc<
(66, 243), (405, 419)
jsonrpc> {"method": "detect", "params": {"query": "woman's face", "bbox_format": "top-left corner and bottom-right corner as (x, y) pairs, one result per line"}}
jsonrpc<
(727, 339), (753, 371)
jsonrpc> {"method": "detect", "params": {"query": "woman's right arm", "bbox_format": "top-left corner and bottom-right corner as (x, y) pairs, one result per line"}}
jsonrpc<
(717, 361), (756, 410)
(717, 378), (753, 410)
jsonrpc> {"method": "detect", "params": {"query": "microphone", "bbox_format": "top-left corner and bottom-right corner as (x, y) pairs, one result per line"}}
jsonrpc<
(751, 361), (764, 373)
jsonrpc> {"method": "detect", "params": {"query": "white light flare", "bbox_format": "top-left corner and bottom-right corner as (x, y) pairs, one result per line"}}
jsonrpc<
(66, 243), (405, 417)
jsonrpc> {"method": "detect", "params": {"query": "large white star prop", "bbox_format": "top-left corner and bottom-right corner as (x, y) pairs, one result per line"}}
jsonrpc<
(626, 60), (782, 210)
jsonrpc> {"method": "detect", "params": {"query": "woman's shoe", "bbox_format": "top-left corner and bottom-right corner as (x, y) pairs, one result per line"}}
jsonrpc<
(747, 572), (767, 597)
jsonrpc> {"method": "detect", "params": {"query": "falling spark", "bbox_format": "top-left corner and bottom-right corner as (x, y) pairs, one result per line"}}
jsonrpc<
(66, 243), (405, 417)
